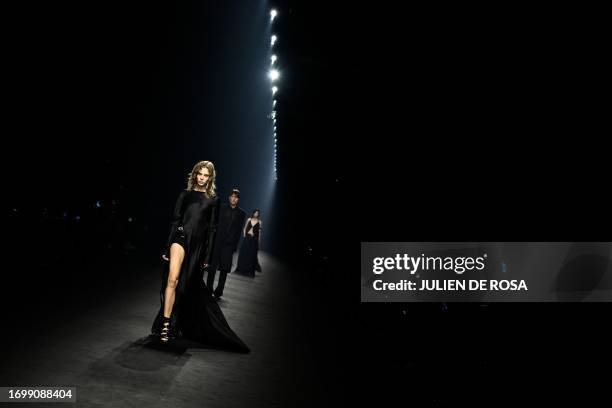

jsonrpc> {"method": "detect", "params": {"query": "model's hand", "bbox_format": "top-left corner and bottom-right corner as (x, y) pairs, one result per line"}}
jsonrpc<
(162, 254), (169, 261)
(202, 263), (209, 269)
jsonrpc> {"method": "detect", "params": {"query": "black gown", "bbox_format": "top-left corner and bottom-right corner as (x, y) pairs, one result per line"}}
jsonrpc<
(151, 189), (250, 353)
(234, 220), (260, 277)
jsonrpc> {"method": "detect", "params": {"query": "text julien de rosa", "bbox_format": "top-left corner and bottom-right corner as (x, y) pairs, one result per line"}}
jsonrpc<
(370, 254), (528, 291)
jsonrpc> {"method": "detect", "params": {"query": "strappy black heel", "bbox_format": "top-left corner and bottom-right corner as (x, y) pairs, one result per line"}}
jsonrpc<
(160, 316), (172, 342)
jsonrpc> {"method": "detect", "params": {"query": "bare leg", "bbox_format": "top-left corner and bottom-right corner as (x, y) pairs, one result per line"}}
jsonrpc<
(164, 243), (185, 318)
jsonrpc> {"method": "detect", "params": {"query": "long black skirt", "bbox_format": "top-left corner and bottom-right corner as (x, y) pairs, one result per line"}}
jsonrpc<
(151, 241), (250, 353)
(234, 236), (259, 277)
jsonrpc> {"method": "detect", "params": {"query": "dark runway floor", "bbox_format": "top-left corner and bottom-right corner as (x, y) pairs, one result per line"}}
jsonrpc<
(3, 243), (611, 407)
(0, 252), (330, 407)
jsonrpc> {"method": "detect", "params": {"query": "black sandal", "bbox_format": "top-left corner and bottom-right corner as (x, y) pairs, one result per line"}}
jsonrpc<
(160, 316), (172, 342)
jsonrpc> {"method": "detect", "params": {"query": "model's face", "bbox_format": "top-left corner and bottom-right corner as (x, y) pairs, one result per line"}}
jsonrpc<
(197, 167), (210, 187)
(229, 194), (239, 206)
(253, 211), (260, 218)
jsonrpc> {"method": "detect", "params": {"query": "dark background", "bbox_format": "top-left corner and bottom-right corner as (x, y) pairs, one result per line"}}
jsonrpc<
(4, 0), (610, 406)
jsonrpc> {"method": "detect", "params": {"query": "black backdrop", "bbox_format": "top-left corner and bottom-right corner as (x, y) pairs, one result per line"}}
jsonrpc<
(4, 1), (610, 406)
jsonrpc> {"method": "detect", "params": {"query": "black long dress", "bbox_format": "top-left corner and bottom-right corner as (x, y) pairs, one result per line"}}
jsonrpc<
(150, 189), (250, 353)
(234, 220), (260, 277)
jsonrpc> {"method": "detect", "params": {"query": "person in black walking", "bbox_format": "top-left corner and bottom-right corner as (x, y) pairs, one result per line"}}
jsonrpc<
(234, 209), (262, 278)
(207, 188), (246, 298)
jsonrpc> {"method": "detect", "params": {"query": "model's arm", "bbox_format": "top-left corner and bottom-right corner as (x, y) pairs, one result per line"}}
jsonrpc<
(243, 218), (251, 237)
(258, 220), (262, 245)
(233, 211), (246, 251)
(203, 198), (219, 266)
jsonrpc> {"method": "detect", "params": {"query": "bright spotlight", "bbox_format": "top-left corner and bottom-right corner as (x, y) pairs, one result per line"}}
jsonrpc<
(270, 10), (277, 22)
(273, 100), (277, 107)
(268, 69), (280, 81)
(272, 86), (278, 95)
(271, 55), (277, 65)
(271, 35), (277, 46)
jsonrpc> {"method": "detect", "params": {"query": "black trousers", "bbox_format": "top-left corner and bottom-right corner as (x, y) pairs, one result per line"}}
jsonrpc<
(207, 243), (234, 295)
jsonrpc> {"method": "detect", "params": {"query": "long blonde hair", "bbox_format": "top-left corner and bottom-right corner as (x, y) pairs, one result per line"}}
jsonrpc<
(186, 160), (217, 198)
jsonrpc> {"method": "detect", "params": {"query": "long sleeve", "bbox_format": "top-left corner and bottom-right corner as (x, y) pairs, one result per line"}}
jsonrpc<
(231, 210), (246, 250)
(165, 190), (187, 249)
(203, 197), (219, 265)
